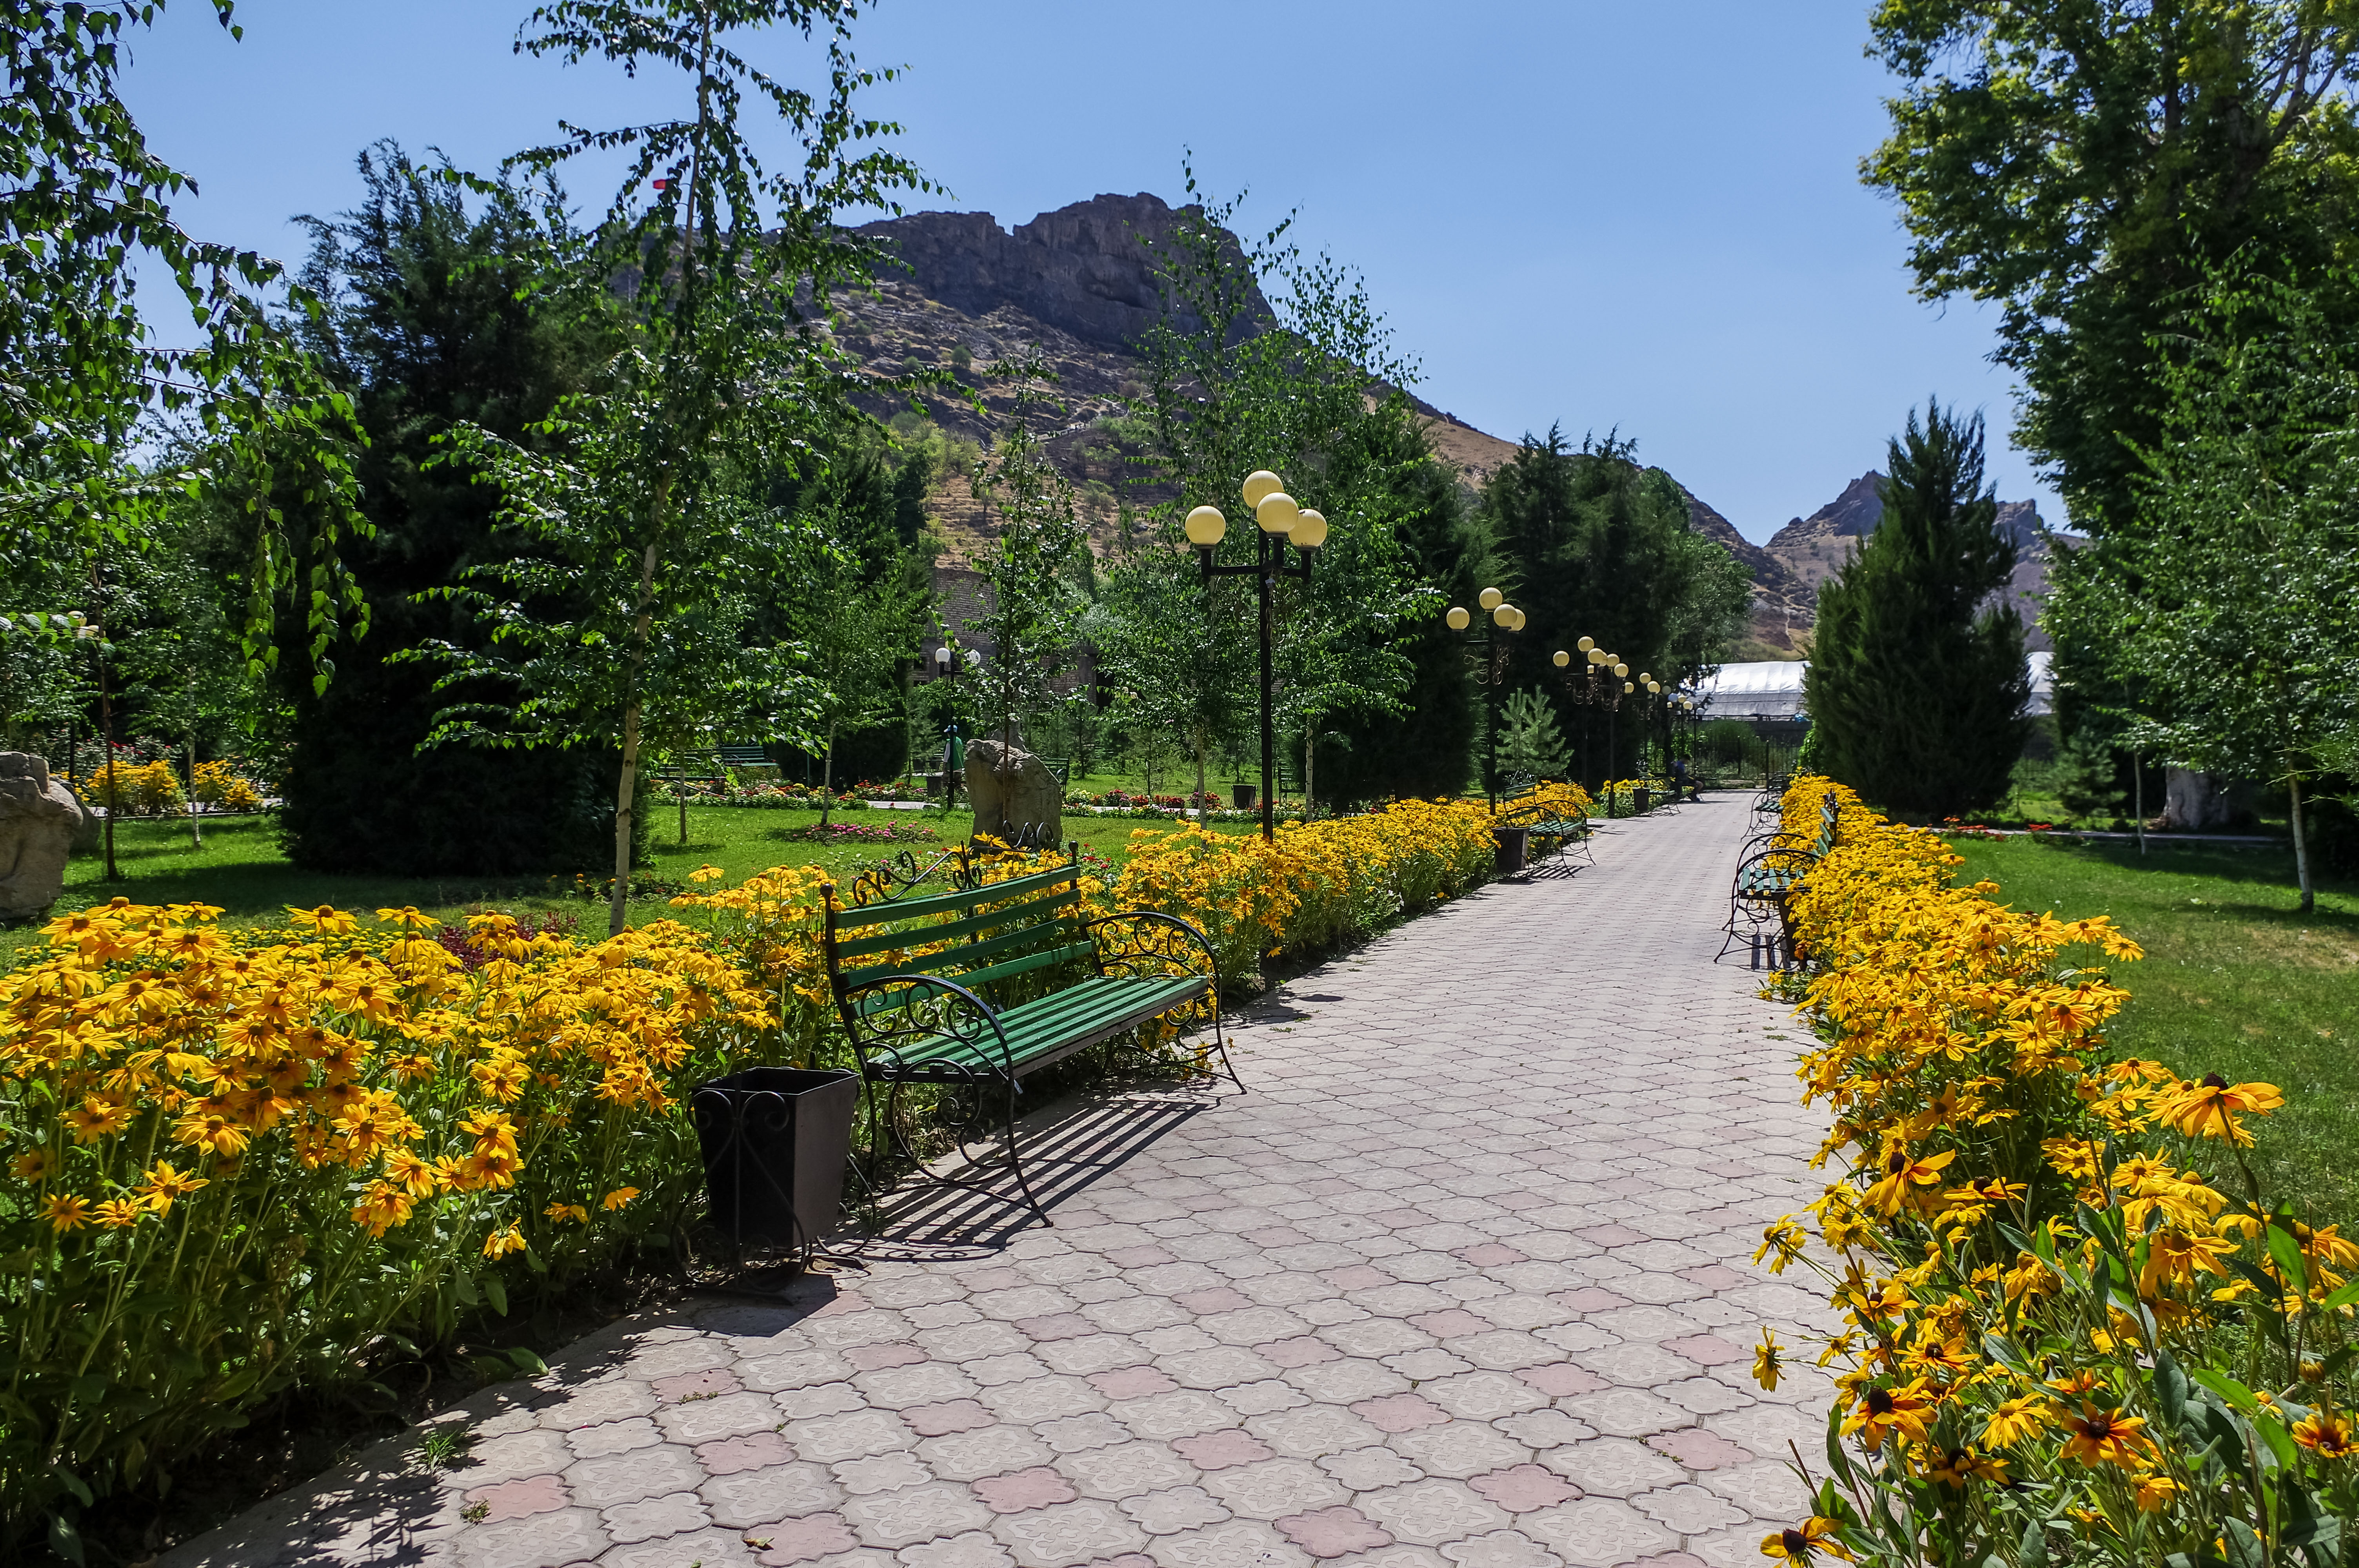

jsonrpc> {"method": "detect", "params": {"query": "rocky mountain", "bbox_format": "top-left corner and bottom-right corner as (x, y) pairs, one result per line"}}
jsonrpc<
(833, 193), (2052, 659)
(835, 194), (1521, 565)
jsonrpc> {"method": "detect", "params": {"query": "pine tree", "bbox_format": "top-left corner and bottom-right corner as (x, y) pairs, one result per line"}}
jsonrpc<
(1805, 401), (2030, 818)
(1497, 687), (1569, 782)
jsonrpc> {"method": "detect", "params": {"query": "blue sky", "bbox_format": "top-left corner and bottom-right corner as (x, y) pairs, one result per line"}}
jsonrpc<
(123, 0), (2054, 543)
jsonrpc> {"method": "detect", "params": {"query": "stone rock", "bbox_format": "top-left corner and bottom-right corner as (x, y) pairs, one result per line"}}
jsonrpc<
(2163, 768), (2255, 832)
(963, 741), (1063, 849)
(0, 752), (90, 921)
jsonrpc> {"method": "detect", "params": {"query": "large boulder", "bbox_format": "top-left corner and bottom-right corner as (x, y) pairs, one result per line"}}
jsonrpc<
(964, 740), (1063, 849)
(2162, 768), (2256, 833)
(0, 752), (90, 922)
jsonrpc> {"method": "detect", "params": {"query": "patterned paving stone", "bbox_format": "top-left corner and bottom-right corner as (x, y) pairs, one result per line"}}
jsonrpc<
(164, 800), (1835, 1568)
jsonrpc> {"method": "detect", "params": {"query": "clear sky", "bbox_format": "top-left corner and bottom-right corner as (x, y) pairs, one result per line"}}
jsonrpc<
(121, 0), (2055, 543)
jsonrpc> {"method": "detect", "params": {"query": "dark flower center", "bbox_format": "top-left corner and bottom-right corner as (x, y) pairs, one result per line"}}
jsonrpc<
(1888, 1152), (1908, 1173)
(1867, 1388), (1896, 1414)
(2202, 1072), (2229, 1089)
(1782, 1529), (1809, 1553)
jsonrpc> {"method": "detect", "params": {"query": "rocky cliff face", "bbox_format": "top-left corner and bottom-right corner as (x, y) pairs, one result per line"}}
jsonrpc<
(854, 194), (1261, 354)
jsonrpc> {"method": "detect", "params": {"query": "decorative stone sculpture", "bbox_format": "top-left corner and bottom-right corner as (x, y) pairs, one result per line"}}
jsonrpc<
(0, 752), (91, 922)
(963, 740), (1063, 849)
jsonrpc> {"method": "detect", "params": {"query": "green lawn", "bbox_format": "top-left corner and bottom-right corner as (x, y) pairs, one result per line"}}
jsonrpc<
(1945, 833), (2359, 1226)
(0, 804), (1258, 971)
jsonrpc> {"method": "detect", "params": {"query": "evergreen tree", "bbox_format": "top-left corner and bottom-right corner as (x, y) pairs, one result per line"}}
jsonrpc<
(1496, 687), (1569, 782)
(275, 145), (632, 877)
(1805, 401), (2030, 818)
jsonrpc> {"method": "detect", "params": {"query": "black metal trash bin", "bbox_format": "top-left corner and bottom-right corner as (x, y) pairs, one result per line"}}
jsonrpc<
(1634, 786), (1652, 814)
(1492, 824), (1530, 875)
(691, 1067), (860, 1262)
(1231, 783), (1257, 809)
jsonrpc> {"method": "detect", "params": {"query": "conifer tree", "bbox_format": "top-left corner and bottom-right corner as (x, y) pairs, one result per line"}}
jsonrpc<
(1804, 401), (2030, 818)
(1496, 687), (1569, 782)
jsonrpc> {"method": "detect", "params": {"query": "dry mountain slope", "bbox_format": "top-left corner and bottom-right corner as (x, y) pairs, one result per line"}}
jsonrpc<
(837, 193), (1521, 564)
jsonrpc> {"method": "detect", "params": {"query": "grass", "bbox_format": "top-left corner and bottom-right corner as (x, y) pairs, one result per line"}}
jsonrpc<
(1944, 833), (2359, 1227)
(0, 804), (1261, 971)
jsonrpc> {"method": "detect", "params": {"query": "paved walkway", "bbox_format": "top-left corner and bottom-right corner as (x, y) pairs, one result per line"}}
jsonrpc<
(172, 795), (1835, 1568)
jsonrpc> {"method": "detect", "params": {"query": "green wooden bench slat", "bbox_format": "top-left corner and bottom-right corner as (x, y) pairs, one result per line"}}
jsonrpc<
(832, 885), (1079, 959)
(875, 976), (1209, 1079)
(841, 861), (1079, 924)
(842, 917), (1085, 989)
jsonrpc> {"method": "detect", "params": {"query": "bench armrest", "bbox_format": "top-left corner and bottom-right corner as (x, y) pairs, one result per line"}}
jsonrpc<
(1086, 911), (1220, 997)
(840, 972), (1017, 1082)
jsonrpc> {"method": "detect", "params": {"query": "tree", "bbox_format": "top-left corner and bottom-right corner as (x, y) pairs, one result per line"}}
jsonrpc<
(274, 145), (635, 877)
(1863, 2), (2359, 535)
(3, 0), (369, 691)
(2046, 267), (2359, 910)
(966, 379), (1089, 753)
(1477, 428), (1752, 782)
(425, 0), (929, 935)
(1497, 687), (1569, 782)
(1117, 165), (1439, 804)
(1805, 400), (2032, 818)
(784, 523), (923, 824)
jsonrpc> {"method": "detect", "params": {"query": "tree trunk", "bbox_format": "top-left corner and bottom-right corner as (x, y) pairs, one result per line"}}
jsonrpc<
(2291, 775), (2314, 915)
(609, 540), (660, 940)
(1192, 731), (1207, 819)
(187, 732), (201, 849)
(820, 722), (838, 826)
(678, 765), (689, 845)
(1304, 728), (1315, 819)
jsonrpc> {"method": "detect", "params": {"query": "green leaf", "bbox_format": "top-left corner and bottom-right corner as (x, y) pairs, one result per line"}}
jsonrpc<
(2267, 1222), (2312, 1300)
(482, 1274), (508, 1318)
(2317, 1276), (2359, 1314)
(504, 1347), (548, 1377)
(47, 1514), (85, 1565)
(2153, 1347), (2192, 1431)
(2223, 1516), (2266, 1568)
(2192, 1368), (2261, 1412)
(2019, 1515), (2048, 1568)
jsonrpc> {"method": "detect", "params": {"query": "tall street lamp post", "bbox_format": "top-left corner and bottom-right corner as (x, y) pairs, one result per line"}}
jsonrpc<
(930, 642), (980, 811)
(1188, 470), (1329, 842)
(1446, 587), (1524, 807)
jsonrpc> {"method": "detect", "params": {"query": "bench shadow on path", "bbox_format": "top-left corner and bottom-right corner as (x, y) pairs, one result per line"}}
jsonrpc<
(839, 1082), (1223, 1261)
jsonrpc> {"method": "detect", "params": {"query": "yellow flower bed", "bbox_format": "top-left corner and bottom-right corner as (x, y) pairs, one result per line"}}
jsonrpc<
(1754, 777), (2357, 1563)
(81, 760), (184, 816)
(0, 792), (1525, 1541)
(0, 900), (781, 1542)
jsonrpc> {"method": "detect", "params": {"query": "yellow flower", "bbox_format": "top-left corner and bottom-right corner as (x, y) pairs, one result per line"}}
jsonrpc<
(172, 1107), (249, 1158)
(136, 1160), (209, 1216)
(1759, 1516), (1852, 1563)
(1922, 1446), (2008, 1487)
(482, 1225), (527, 1259)
(2132, 1466), (2181, 1512)
(1842, 1378), (1938, 1447)
(64, 1094), (133, 1144)
(1755, 1220), (1807, 1274)
(601, 1186), (641, 1211)
(2292, 1410), (2356, 1458)
(1862, 1147), (1955, 1216)
(2150, 1074), (2283, 1146)
(40, 1193), (92, 1232)
(1753, 1330), (1785, 1392)
(2058, 1403), (2150, 1468)
(543, 1202), (589, 1224)
(11, 1149), (56, 1182)
(93, 1197), (149, 1229)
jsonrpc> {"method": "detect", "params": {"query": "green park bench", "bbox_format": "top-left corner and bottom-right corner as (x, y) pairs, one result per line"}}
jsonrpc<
(1721, 792), (1838, 968)
(1497, 779), (1594, 871)
(821, 843), (1239, 1219)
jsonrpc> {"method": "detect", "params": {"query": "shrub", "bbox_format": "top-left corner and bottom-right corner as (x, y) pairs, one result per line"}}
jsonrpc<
(1753, 776), (2359, 1564)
